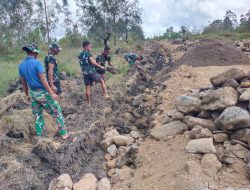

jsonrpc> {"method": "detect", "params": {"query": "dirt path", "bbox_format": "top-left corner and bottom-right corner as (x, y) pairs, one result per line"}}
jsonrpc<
(113, 39), (250, 190)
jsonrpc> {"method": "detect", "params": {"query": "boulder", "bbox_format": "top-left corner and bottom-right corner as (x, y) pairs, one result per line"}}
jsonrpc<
(115, 166), (133, 181)
(185, 138), (216, 154)
(100, 138), (114, 150)
(107, 145), (117, 157)
(176, 96), (201, 114)
(104, 129), (119, 139)
(187, 125), (213, 139)
(213, 133), (228, 143)
(222, 79), (240, 89)
(184, 116), (215, 131)
(237, 87), (248, 95)
(150, 121), (188, 141)
(217, 146), (236, 164)
(113, 136), (135, 147)
(239, 88), (250, 101)
(97, 178), (111, 190)
(210, 68), (246, 87)
(215, 106), (250, 131)
(73, 173), (98, 190)
(130, 131), (140, 139)
(106, 159), (116, 169)
(230, 144), (249, 159)
(201, 87), (238, 111)
(49, 174), (73, 190)
(230, 129), (250, 145)
(201, 154), (222, 177)
(132, 94), (145, 106)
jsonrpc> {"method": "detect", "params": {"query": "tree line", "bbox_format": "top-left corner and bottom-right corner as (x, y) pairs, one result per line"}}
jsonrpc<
(0, 0), (144, 54)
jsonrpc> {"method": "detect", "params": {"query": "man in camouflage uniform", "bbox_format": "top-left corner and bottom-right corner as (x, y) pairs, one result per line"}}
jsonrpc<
(19, 43), (69, 139)
(96, 46), (113, 81)
(124, 53), (144, 73)
(78, 41), (109, 106)
(44, 43), (62, 96)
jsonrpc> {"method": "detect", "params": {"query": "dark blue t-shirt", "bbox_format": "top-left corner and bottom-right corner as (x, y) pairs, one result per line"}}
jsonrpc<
(19, 56), (45, 90)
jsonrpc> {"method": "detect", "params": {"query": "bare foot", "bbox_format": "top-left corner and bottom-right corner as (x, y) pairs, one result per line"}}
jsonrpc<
(104, 94), (111, 99)
(61, 134), (69, 140)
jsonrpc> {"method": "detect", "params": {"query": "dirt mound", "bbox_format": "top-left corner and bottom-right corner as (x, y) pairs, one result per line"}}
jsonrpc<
(177, 40), (250, 67)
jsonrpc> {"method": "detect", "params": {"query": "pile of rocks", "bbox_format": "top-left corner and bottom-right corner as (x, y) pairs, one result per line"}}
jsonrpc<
(100, 128), (142, 182)
(151, 68), (250, 176)
(49, 173), (111, 190)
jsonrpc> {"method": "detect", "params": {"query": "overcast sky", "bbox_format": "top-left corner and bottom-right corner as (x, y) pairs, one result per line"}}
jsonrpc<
(55, 0), (250, 38)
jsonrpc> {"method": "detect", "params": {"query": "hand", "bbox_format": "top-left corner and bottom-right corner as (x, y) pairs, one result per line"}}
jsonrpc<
(51, 85), (57, 93)
(25, 96), (32, 104)
(100, 66), (105, 70)
(51, 93), (59, 100)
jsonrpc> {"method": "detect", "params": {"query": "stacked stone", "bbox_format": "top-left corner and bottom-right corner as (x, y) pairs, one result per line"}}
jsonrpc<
(151, 68), (250, 177)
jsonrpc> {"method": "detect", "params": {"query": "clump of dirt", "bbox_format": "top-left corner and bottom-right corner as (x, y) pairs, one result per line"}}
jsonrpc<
(177, 40), (250, 67)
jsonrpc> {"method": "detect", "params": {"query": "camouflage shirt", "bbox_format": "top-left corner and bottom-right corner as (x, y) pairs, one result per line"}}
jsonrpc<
(78, 51), (96, 75)
(124, 53), (139, 67)
(95, 53), (111, 71)
(44, 53), (60, 81)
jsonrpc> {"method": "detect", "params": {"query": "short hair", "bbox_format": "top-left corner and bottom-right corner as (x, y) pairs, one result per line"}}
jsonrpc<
(139, 55), (144, 60)
(104, 46), (110, 51)
(83, 41), (91, 48)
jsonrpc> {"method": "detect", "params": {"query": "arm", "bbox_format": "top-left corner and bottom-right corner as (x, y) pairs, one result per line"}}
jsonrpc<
(20, 77), (29, 96)
(108, 61), (113, 66)
(38, 73), (58, 99)
(48, 63), (57, 91)
(89, 57), (105, 69)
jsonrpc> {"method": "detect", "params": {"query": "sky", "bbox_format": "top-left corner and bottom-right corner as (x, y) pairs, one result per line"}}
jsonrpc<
(55, 0), (250, 38)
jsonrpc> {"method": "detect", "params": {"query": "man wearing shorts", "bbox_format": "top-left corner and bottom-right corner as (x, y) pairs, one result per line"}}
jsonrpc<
(44, 43), (62, 96)
(96, 46), (113, 81)
(78, 41), (109, 106)
(19, 43), (69, 139)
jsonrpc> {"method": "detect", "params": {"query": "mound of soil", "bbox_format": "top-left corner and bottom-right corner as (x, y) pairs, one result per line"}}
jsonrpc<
(177, 40), (250, 67)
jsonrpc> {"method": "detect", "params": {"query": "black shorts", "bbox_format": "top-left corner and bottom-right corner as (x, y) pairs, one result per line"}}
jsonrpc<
(96, 68), (106, 75)
(53, 80), (62, 95)
(84, 73), (102, 86)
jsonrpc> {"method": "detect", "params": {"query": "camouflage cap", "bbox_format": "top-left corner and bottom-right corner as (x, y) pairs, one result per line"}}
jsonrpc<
(22, 43), (40, 54)
(49, 43), (62, 51)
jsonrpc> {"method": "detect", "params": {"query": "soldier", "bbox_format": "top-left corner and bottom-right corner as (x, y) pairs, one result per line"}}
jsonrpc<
(44, 43), (62, 96)
(78, 41), (109, 106)
(96, 46), (113, 81)
(124, 53), (143, 74)
(18, 43), (69, 139)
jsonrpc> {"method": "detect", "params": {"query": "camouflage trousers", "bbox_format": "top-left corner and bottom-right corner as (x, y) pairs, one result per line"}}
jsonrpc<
(30, 89), (67, 137)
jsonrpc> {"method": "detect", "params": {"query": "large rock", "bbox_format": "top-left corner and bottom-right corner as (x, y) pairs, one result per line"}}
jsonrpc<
(73, 173), (98, 190)
(104, 129), (120, 139)
(107, 145), (117, 157)
(222, 79), (240, 89)
(100, 138), (114, 150)
(201, 87), (238, 110)
(230, 144), (249, 159)
(97, 178), (111, 190)
(150, 121), (188, 141)
(113, 136), (135, 147)
(215, 106), (250, 131)
(210, 68), (246, 87)
(213, 133), (228, 143)
(231, 129), (250, 145)
(187, 125), (213, 139)
(49, 174), (73, 190)
(184, 116), (215, 131)
(176, 95), (201, 114)
(201, 154), (222, 177)
(185, 138), (216, 154)
(239, 88), (250, 101)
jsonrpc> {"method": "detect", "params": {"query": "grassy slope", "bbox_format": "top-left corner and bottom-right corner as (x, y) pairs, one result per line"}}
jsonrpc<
(190, 32), (250, 41)
(0, 42), (140, 97)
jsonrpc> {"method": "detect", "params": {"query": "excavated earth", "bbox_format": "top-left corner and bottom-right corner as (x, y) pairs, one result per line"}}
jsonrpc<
(0, 39), (250, 190)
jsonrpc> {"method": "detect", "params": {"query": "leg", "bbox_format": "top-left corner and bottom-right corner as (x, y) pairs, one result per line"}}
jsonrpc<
(92, 73), (108, 97)
(101, 74), (105, 81)
(100, 78), (108, 97)
(85, 85), (91, 106)
(44, 93), (68, 138)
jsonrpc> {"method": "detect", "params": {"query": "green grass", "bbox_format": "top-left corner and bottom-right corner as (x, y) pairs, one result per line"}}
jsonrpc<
(190, 32), (250, 42)
(0, 41), (138, 97)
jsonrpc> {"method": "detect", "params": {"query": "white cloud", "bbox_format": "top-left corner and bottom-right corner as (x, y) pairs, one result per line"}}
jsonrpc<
(53, 0), (250, 38)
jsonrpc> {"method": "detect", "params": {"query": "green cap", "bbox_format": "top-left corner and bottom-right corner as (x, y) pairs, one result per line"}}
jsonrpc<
(22, 43), (40, 54)
(49, 43), (62, 50)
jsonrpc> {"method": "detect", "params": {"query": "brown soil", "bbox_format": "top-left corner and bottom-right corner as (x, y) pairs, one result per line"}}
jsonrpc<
(177, 40), (250, 67)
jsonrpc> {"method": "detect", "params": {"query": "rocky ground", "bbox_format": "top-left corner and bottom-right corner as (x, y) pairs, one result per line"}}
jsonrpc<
(0, 39), (250, 190)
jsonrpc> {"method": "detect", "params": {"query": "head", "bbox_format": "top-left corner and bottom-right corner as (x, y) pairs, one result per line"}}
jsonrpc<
(22, 43), (40, 59)
(103, 46), (111, 56)
(82, 41), (91, 51)
(138, 55), (144, 61)
(49, 43), (61, 55)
